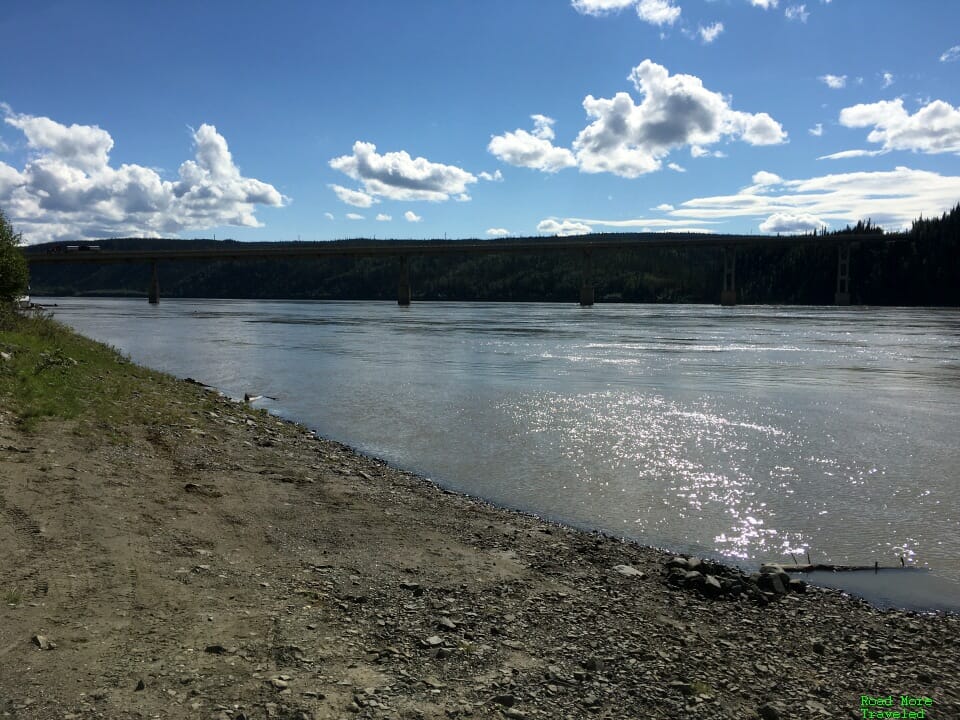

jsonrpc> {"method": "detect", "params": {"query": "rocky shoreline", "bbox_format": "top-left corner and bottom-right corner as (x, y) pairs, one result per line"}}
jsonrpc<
(1, 366), (959, 719)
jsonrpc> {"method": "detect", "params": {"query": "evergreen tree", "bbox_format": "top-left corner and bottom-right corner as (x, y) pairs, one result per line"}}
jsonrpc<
(0, 208), (29, 306)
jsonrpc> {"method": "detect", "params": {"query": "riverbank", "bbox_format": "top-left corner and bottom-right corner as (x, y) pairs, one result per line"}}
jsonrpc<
(1, 315), (958, 719)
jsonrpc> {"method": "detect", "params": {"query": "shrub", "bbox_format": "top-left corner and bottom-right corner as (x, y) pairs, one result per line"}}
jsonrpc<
(0, 208), (29, 306)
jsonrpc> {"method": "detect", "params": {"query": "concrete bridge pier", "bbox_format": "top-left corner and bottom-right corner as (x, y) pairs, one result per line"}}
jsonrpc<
(579, 250), (595, 306)
(835, 243), (851, 305)
(397, 255), (411, 306)
(720, 246), (736, 306)
(148, 261), (160, 304)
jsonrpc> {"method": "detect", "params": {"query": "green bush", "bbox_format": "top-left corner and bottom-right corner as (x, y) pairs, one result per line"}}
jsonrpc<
(0, 208), (29, 306)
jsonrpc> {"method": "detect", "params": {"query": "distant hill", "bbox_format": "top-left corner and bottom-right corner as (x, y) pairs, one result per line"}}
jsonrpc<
(23, 206), (960, 305)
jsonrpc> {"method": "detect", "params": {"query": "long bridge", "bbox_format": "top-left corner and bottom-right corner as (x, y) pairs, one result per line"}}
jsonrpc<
(23, 232), (891, 306)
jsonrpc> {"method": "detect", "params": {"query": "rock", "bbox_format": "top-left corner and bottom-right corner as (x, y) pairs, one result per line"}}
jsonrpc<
(135, 679), (145, 691)
(666, 556), (689, 570)
(270, 677), (289, 689)
(703, 574), (723, 596)
(582, 657), (603, 672)
(204, 644), (228, 654)
(758, 703), (783, 720)
(437, 616), (458, 631)
(686, 557), (703, 571)
(812, 641), (826, 654)
(424, 635), (444, 647)
(31, 634), (56, 650)
(682, 570), (704, 588)
(757, 573), (787, 595)
(492, 694), (516, 707)
(503, 710), (526, 719)
(788, 579), (807, 593)
(669, 681), (694, 696)
(613, 564), (645, 578)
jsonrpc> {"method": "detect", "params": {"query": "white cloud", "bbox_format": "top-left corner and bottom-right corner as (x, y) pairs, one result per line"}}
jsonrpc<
(819, 74), (846, 89)
(698, 21), (724, 44)
(809, 123), (824, 136)
(572, 60), (785, 177)
(818, 149), (884, 160)
(751, 170), (782, 186)
(329, 141), (476, 202)
(635, 0), (681, 26)
(759, 212), (823, 234)
(404, 210), (422, 222)
(571, 0), (636, 15)
(667, 162), (686, 172)
(375, 213), (392, 221)
(655, 203), (675, 211)
(940, 46), (960, 63)
(324, 212), (334, 220)
(478, 169), (503, 182)
(668, 166), (960, 231)
(329, 183), (377, 208)
(748, 0), (778, 8)
(785, 4), (808, 22)
(488, 117), (577, 173)
(563, 216), (716, 229)
(881, 72), (894, 88)
(0, 108), (286, 244)
(837, 98), (960, 155)
(537, 218), (593, 236)
(571, 0), (680, 26)
(486, 227), (511, 236)
(345, 212), (364, 220)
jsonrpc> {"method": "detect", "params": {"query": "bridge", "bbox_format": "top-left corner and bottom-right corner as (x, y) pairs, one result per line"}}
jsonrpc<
(23, 232), (889, 307)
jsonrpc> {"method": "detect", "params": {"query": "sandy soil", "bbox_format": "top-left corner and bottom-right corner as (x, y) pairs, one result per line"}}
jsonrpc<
(1, 374), (958, 720)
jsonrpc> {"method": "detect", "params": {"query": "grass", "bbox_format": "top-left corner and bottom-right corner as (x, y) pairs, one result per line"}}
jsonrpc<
(3, 588), (22, 605)
(0, 307), (189, 433)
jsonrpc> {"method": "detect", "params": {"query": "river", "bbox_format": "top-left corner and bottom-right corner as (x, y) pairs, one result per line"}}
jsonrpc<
(45, 298), (960, 610)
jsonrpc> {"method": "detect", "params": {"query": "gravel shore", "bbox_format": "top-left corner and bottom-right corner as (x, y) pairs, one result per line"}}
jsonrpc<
(1, 370), (958, 719)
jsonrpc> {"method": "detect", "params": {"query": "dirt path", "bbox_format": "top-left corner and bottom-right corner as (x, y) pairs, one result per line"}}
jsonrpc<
(1, 376), (958, 719)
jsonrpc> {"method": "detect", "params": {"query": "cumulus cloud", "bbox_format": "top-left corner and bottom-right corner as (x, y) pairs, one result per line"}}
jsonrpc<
(940, 46), (960, 63)
(329, 183), (377, 208)
(0, 108), (286, 244)
(571, 0), (680, 25)
(809, 123), (824, 137)
(537, 218), (593, 236)
(488, 116), (577, 173)
(667, 166), (960, 231)
(329, 141), (476, 203)
(375, 213), (392, 221)
(655, 203), (675, 211)
(759, 212), (824, 234)
(881, 72), (894, 88)
(748, 0), (778, 8)
(819, 74), (846, 89)
(324, 212), (334, 220)
(698, 21), (724, 44)
(635, 0), (681, 26)
(404, 210), (422, 222)
(478, 169), (503, 182)
(345, 212), (364, 220)
(785, 4), (808, 22)
(837, 98), (960, 155)
(486, 227), (511, 236)
(751, 170), (782, 186)
(572, 60), (786, 177)
(667, 162), (686, 172)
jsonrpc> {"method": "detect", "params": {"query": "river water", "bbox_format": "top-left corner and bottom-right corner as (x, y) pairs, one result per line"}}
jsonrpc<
(46, 298), (960, 610)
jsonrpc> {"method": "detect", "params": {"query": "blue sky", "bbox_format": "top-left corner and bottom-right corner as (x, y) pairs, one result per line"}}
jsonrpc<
(1, 0), (959, 244)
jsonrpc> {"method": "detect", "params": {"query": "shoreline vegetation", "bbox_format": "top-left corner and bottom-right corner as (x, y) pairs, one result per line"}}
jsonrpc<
(1, 313), (959, 719)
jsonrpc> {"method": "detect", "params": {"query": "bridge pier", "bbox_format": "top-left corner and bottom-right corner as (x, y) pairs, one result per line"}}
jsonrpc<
(397, 255), (411, 306)
(720, 246), (736, 306)
(148, 261), (160, 304)
(835, 243), (851, 305)
(579, 250), (594, 306)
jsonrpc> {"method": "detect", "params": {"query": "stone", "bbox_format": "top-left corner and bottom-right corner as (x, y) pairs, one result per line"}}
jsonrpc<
(437, 616), (458, 631)
(613, 564), (645, 578)
(31, 634), (56, 650)
(702, 574), (722, 596)
(788, 579), (807, 593)
(758, 704), (782, 720)
(682, 570), (704, 588)
(424, 635), (444, 647)
(492, 694), (516, 707)
(666, 556), (689, 570)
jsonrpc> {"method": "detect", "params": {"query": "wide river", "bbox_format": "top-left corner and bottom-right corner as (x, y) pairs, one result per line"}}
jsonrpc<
(46, 298), (960, 609)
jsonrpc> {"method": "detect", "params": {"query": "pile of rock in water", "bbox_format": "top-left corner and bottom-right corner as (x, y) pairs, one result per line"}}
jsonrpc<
(663, 555), (808, 603)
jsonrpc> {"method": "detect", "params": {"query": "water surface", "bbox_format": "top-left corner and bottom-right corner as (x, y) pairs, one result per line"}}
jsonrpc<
(46, 298), (960, 609)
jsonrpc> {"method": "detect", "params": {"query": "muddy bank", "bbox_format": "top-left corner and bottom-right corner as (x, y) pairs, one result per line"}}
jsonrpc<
(1, 360), (958, 719)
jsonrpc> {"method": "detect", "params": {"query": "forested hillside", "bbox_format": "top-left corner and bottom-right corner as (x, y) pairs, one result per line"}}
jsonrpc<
(24, 205), (960, 306)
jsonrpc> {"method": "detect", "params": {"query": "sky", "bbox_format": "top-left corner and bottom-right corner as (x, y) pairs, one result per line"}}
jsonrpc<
(1, 0), (959, 245)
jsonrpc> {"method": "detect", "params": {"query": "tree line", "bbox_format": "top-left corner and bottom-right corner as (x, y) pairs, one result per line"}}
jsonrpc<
(15, 203), (960, 306)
